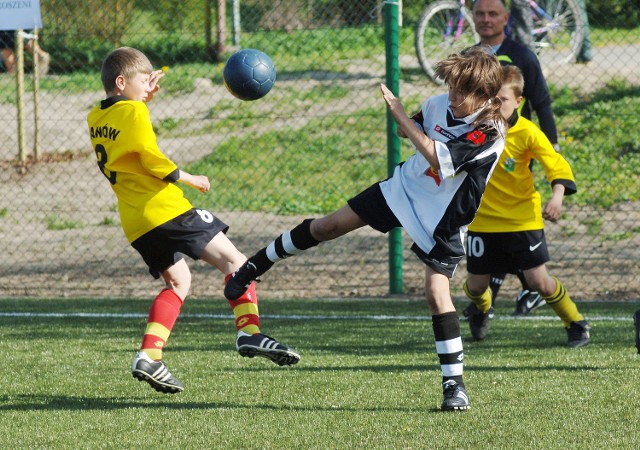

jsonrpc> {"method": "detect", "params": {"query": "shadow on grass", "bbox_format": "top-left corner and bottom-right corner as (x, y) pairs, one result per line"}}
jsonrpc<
(0, 394), (432, 413)
(228, 363), (601, 373)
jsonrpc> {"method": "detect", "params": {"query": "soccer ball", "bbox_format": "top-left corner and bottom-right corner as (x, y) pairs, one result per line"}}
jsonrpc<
(223, 49), (276, 101)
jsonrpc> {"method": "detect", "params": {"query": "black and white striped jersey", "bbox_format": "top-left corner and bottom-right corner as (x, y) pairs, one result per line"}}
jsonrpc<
(379, 93), (505, 259)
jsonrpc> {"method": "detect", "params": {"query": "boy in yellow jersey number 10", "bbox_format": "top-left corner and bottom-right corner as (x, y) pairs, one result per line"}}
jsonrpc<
(462, 65), (591, 348)
(87, 47), (299, 394)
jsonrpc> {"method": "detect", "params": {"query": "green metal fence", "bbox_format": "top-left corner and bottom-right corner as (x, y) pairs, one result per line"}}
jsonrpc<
(0, 1), (639, 301)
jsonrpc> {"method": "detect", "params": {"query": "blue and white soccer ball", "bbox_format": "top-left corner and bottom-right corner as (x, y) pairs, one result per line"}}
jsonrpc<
(223, 49), (276, 101)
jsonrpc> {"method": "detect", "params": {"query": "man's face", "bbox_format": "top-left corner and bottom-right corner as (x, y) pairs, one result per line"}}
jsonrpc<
(473, 0), (509, 44)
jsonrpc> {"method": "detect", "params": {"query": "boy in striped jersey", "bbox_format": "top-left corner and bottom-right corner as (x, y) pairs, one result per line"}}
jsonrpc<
(226, 47), (508, 411)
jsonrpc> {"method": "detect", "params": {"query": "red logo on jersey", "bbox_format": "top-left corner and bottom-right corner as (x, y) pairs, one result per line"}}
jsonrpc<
(426, 167), (441, 186)
(466, 130), (486, 145)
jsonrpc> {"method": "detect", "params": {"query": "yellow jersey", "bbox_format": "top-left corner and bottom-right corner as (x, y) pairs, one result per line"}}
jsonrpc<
(87, 97), (192, 243)
(469, 114), (576, 233)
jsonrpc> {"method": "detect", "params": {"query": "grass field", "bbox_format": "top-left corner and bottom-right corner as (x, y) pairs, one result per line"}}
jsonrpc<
(1, 296), (638, 449)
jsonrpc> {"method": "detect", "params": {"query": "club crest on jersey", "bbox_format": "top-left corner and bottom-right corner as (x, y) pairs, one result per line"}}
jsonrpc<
(434, 125), (455, 140)
(466, 130), (486, 145)
(504, 157), (516, 173)
(425, 167), (441, 186)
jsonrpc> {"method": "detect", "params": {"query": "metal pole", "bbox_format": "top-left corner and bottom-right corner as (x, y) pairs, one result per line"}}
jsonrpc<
(32, 29), (40, 159)
(16, 29), (26, 163)
(383, 1), (403, 294)
(205, 0), (213, 61)
(231, 0), (241, 47)
(215, 0), (227, 60)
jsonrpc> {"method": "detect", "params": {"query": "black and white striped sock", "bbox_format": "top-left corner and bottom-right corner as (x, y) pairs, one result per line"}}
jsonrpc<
(432, 312), (465, 387)
(250, 219), (320, 276)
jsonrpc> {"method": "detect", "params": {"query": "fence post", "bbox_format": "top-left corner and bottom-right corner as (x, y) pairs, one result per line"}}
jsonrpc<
(231, 0), (241, 47)
(205, 0), (214, 61)
(15, 29), (26, 163)
(216, 0), (227, 59)
(32, 29), (40, 159)
(383, 1), (403, 294)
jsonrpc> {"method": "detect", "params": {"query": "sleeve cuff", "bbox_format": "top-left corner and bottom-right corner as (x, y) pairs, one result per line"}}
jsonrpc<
(163, 168), (180, 183)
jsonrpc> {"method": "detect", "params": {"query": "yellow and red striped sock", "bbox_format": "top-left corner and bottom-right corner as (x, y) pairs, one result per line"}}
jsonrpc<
(140, 289), (183, 360)
(225, 273), (260, 335)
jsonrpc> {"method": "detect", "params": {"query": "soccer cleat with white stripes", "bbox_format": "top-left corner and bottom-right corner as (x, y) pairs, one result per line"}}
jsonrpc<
(131, 351), (185, 394)
(441, 380), (470, 411)
(236, 331), (300, 366)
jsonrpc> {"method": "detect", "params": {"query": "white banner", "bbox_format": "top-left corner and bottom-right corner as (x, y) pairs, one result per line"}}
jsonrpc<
(0, 1), (43, 31)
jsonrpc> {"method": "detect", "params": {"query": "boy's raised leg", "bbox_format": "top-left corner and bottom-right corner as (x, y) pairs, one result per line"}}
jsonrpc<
(225, 219), (319, 300)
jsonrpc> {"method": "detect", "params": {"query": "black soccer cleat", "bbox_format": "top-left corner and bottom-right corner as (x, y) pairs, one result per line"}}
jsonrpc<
(633, 310), (640, 354)
(131, 351), (185, 394)
(464, 303), (492, 341)
(441, 380), (470, 411)
(566, 320), (591, 348)
(514, 289), (546, 316)
(236, 331), (300, 366)
(224, 260), (259, 301)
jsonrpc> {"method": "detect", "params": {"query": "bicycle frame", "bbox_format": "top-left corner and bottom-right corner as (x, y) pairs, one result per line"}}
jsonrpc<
(528, 0), (562, 36)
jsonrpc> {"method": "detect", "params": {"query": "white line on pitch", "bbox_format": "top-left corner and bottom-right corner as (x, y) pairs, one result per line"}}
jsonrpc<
(0, 312), (633, 321)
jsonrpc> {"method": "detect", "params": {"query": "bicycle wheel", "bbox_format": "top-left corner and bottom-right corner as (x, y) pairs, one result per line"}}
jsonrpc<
(415, 0), (478, 84)
(531, 0), (585, 63)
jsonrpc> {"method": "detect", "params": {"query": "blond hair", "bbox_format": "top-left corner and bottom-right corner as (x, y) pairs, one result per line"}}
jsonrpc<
(434, 46), (506, 131)
(101, 47), (153, 93)
(501, 65), (525, 98)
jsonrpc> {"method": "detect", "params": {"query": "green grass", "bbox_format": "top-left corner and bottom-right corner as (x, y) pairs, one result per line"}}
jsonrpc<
(0, 297), (638, 448)
(540, 80), (640, 207)
(178, 78), (640, 215)
(45, 214), (84, 230)
(184, 108), (391, 214)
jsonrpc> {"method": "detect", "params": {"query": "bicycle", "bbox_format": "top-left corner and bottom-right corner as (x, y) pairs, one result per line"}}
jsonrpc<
(415, 0), (585, 84)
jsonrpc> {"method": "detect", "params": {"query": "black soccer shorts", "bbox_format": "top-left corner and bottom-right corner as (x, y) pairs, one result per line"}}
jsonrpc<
(348, 182), (461, 278)
(465, 229), (550, 275)
(131, 208), (228, 279)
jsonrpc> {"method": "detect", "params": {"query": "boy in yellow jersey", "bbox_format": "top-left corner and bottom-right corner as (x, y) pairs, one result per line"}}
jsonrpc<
(462, 65), (590, 348)
(87, 47), (299, 394)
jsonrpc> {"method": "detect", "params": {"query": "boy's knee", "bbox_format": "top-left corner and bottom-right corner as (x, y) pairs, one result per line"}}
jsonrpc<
(464, 278), (489, 297)
(310, 218), (336, 241)
(164, 272), (192, 299)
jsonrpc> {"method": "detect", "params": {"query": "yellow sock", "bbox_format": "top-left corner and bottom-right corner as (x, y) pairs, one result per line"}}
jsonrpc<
(543, 277), (583, 327)
(463, 281), (492, 313)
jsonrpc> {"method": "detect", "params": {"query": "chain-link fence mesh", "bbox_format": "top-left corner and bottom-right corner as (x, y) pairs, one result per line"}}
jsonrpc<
(0, 0), (638, 300)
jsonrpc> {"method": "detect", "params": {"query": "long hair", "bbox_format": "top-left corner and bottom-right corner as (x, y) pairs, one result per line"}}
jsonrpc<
(434, 46), (507, 132)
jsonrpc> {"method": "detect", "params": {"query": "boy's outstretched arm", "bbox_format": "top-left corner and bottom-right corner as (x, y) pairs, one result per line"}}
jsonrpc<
(380, 83), (438, 170)
(178, 170), (210, 193)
